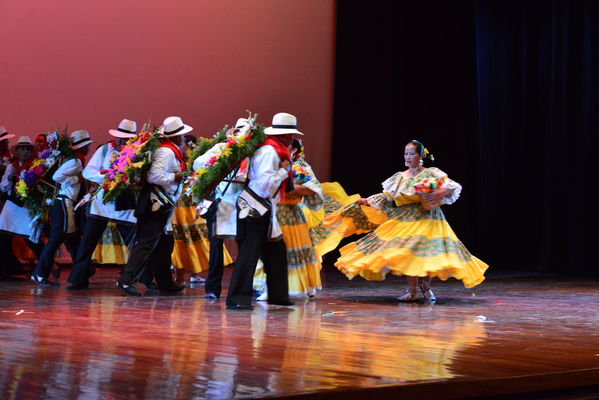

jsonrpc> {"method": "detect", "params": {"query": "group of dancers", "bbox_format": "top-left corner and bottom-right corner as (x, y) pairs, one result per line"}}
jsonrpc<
(0, 113), (488, 309)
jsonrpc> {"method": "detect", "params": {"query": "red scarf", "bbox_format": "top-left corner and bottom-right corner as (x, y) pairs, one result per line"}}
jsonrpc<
(257, 136), (292, 199)
(12, 158), (34, 175)
(74, 149), (87, 166)
(160, 139), (186, 171)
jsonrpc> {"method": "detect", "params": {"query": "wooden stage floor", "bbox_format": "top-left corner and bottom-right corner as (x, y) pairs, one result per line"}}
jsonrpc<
(1, 267), (599, 400)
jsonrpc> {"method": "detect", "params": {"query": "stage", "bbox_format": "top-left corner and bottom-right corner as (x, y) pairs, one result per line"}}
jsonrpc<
(1, 267), (599, 399)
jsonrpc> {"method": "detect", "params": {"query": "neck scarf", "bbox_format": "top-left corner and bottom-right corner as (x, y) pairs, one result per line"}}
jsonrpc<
(160, 139), (186, 171)
(257, 136), (292, 199)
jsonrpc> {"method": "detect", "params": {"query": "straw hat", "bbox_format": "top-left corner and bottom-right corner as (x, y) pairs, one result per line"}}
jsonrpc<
(70, 130), (94, 150)
(109, 119), (137, 138)
(10, 136), (39, 154)
(0, 126), (15, 141)
(264, 113), (303, 136)
(159, 116), (193, 137)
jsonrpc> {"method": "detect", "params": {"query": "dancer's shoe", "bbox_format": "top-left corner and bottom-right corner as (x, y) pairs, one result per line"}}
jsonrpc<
(397, 288), (418, 301)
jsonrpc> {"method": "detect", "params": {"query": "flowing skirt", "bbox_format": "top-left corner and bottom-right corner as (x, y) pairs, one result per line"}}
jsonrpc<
(92, 222), (129, 264)
(334, 203), (488, 288)
(171, 200), (232, 274)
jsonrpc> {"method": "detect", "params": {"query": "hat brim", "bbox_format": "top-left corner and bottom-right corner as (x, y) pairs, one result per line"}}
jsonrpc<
(159, 124), (193, 137)
(72, 139), (95, 150)
(264, 127), (303, 136)
(0, 134), (16, 141)
(108, 129), (137, 138)
(10, 143), (40, 154)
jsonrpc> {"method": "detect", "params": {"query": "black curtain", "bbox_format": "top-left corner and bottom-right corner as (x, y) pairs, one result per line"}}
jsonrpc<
(332, 0), (598, 274)
(474, 0), (598, 274)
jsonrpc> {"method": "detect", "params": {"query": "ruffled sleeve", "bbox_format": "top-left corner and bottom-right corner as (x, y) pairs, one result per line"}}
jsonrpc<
(296, 159), (323, 212)
(429, 167), (462, 205)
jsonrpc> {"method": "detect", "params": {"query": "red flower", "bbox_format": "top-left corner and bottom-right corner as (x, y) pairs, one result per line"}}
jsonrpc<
(208, 156), (217, 165)
(122, 176), (128, 182)
(226, 138), (236, 146)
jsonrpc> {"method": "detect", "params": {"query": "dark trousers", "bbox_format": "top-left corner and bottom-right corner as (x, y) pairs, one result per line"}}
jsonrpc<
(68, 214), (135, 286)
(226, 213), (289, 307)
(34, 200), (80, 279)
(0, 233), (42, 277)
(204, 217), (225, 297)
(119, 211), (175, 291)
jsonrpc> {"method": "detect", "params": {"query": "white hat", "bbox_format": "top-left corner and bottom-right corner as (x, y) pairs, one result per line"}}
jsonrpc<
(109, 119), (137, 138)
(264, 113), (303, 136)
(235, 118), (250, 129)
(0, 126), (15, 141)
(70, 130), (94, 150)
(10, 136), (39, 154)
(160, 116), (193, 137)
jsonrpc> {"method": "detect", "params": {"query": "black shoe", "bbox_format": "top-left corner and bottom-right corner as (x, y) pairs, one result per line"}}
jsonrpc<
(31, 274), (59, 286)
(117, 281), (141, 297)
(204, 292), (218, 300)
(267, 300), (294, 306)
(66, 283), (89, 291)
(226, 303), (254, 310)
(143, 282), (158, 290)
(159, 284), (185, 295)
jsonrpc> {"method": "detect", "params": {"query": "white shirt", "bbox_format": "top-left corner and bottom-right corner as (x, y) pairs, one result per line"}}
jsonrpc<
(0, 163), (17, 193)
(247, 145), (289, 239)
(53, 158), (83, 201)
(147, 145), (184, 232)
(192, 142), (244, 237)
(147, 146), (183, 198)
(83, 143), (136, 223)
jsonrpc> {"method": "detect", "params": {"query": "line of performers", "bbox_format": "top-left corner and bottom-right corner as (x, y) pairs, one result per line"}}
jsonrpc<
(0, 114), (488, 309)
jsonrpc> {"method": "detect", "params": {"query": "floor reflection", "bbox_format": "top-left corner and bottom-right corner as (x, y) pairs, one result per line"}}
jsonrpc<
(0, 291), (487, 399)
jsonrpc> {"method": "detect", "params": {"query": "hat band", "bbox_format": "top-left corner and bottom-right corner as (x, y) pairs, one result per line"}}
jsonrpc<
(72, 137), (91, 146)
(0, 131), (8, 139)
(164, 125), (185, 135)
(118, 128), (136, 134)
(16, 142), (33, 146)
(272, 124), (297, 129)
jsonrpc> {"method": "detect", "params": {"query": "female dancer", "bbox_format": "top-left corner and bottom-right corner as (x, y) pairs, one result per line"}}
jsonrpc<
(334, 140), (488, 301)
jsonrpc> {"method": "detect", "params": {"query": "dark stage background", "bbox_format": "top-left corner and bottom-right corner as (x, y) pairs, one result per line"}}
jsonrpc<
(332, 0), (598, 275)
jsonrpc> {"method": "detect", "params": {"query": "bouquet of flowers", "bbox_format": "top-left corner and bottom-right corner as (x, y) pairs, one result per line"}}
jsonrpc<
(15, 128), (73, 217)
(414, 176), (445, 210)
(291, 163), (312, 184)
(414, 177), (444, 194)
(185, 112), (265, 202)
(186, 125), (228, 172)
(101, 123), (161, 204)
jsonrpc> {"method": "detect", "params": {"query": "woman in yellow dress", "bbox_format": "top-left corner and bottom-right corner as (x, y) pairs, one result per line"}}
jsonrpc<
(334, 140), (488, 302)
(254, 141), (325, 299)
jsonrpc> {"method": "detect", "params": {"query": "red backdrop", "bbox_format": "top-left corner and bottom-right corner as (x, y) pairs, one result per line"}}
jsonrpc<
(0, 0), (334, 178)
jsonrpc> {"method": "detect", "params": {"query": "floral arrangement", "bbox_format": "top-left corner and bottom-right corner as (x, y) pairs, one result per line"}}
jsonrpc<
(414, 177), (444, 194)
(15, 128), (74, 217)
(100, 124), (161, 204)
(291, 163), (312, 184)
(186, 126), (228, 172)
(185, 113), (265, 201)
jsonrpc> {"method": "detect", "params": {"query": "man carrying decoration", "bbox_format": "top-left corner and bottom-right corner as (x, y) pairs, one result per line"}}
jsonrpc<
(117, 116), (191, 296)
(31, 130), (94, 285)
(66, 119), (138, 290)
(193, 117), (250, 299)
(226, 112), (300, 309)
(0, 135), (43, 279)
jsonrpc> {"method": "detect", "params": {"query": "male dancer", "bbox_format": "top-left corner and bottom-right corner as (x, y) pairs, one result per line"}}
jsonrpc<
(226, 112), (300, 309)
(118, 116), (191, 296)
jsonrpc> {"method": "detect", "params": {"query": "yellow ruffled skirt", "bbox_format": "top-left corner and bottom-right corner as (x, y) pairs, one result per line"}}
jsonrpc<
(92, 222), (129, 264)
(254, 199), (322, 296)
(334, 201), (488, 288)
(305, 182), (362, 257)
(171, 202), (232, 274)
